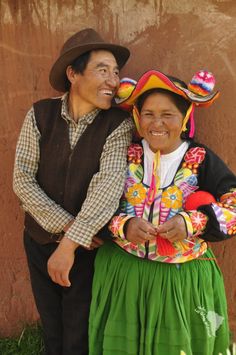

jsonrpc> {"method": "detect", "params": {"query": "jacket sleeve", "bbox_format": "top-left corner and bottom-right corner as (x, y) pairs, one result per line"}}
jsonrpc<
(108, 179), (138, 240)
(184, 146), (236, 242)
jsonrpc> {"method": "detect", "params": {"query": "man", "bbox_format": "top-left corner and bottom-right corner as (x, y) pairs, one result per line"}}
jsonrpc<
(13, 28), (133, 355)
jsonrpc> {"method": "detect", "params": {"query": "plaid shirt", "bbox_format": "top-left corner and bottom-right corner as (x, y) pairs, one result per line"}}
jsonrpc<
(13, 93), (134, 248)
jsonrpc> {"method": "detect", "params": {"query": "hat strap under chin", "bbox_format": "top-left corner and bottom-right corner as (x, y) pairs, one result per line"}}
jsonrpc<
(181, 103), (195, 138)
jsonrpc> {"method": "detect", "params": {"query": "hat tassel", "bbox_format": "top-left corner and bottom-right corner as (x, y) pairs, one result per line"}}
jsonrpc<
(189, 104), (195, 138)
(132, 106), (142, 136)
(181, 103), (195, 138)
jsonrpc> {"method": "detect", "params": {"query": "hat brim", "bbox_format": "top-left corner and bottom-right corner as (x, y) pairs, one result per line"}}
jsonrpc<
(49, 43), (130, 92)
(118, 70), (219, 108)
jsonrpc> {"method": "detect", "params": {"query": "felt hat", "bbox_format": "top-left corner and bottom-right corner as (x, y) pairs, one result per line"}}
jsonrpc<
(49, 28), (130, 92)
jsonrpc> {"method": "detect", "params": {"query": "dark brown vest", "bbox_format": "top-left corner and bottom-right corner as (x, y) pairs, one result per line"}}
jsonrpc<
(24, 98), (129, 244)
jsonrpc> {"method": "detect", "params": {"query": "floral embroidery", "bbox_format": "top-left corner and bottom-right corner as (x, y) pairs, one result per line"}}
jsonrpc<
(128, 144), (143, 164)
(126, 183), (147, 206)
(162, 186), (183, 209)
(113, 143), (235, 264)
(188, 211), (208, 234)
(109, 214), (132, 240)
(109, 216), (124, 237)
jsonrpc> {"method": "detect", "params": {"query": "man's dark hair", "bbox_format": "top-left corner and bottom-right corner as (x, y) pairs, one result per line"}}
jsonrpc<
(65, 50), (92, 91)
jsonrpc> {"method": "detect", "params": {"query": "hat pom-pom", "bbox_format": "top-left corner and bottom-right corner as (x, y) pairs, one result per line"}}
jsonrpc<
(188, 70), (215, 97)
(115, 78), (137, 109)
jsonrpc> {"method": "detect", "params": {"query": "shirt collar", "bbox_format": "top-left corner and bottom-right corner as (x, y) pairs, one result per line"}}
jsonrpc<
(61, 92), (101, 125)
(142, 139), (189, 162)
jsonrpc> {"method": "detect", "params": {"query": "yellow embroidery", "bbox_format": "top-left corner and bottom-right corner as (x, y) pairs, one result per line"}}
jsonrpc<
(125, 183), (147, 206)
(162, 186), (183, 209)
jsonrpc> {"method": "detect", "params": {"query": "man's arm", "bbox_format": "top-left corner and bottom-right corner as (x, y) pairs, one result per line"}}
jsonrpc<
(13, 107), (73, 232)
(47, 117), (134, 286)
(64, 117), (134, 247)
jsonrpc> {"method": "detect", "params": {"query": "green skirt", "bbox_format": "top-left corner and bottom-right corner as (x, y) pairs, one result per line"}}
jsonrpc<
(89, 242), (230, 355)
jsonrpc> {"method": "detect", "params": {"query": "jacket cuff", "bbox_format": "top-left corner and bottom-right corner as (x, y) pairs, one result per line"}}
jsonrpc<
(109, 215), (133, 240)
(179, 210), (208, 237)
(178, 211), (194, 237)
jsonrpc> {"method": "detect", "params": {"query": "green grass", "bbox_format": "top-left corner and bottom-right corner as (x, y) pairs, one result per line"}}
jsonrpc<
(0, 324), (44, 355)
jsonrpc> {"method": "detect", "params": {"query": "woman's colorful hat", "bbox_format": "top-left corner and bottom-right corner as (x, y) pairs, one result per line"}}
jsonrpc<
(115, 70), (219, 139)
(115, 70), (219, 109)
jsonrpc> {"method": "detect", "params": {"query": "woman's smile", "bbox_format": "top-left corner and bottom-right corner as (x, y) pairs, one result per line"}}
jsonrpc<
(150, 130), (168, 136)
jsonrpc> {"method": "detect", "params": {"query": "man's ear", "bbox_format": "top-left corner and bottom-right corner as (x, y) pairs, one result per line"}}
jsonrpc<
(66, 65), (79, 85)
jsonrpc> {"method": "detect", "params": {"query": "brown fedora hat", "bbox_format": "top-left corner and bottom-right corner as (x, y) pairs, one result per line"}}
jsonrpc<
(49, 28), (130, 92)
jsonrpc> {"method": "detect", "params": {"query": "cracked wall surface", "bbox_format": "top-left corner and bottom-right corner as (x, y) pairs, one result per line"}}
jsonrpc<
(0, 0), (235, 337)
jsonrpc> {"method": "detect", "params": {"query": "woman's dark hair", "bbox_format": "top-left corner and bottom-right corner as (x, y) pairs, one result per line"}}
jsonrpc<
(65, 50), (92, 91)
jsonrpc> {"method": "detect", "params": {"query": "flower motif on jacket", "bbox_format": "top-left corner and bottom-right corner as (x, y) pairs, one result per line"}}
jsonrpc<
(162, 185), (183, 209)
(109, 215), (123, 237)
(125, 183), (147, 206)
(128, 144), (143, 164)
(188, 211), (208, 234)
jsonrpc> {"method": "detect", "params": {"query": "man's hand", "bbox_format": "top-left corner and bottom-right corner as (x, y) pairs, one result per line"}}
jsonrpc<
(126, 217), (156, 244)
(47, 237), (78, 287)
(156, 215), (187, 242)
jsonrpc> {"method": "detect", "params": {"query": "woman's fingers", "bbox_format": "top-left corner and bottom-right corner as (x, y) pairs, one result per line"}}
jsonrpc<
(157, 215), (187, 242)
(126, 217), (156, 244)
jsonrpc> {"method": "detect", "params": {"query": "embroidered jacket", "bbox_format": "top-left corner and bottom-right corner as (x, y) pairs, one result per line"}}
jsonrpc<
(109, 141), (236, 263)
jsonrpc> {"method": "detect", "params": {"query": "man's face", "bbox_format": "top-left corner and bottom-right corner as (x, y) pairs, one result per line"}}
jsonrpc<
(70, 50), (120, 114)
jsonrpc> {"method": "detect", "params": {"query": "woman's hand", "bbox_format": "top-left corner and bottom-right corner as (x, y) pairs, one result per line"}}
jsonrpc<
(126, 217), (156, 244)
(156, 215), (187, 242)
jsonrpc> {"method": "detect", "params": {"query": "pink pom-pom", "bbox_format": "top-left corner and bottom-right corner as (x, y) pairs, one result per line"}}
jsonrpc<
(188, 70), (215, 97)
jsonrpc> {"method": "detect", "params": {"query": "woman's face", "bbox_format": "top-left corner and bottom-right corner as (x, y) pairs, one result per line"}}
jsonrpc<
(139, 92), (184, 154)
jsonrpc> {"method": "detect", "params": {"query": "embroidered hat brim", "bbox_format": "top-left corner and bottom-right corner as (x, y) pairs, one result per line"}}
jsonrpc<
(49, 28), (130, 92)
(117, 70), (219, 107)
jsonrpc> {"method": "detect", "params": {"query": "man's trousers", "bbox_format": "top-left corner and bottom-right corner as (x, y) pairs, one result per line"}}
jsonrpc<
(24, 231), (97, 355)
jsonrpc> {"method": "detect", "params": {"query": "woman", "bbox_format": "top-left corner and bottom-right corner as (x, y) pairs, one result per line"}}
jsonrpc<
(89, 70), (236, 355)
